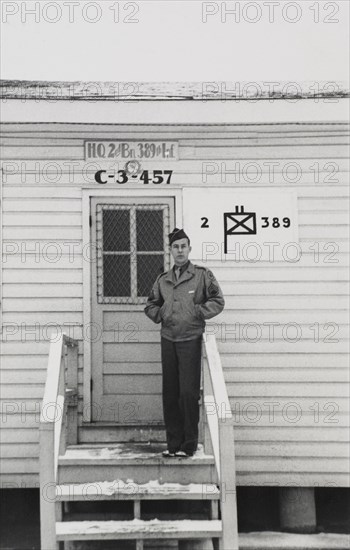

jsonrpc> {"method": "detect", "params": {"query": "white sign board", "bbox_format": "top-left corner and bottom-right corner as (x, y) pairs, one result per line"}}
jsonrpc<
(183, 188), (299, 262)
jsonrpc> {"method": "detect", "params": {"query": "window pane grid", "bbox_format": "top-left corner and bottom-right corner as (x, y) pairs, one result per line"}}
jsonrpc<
(96, 203), (170, 304)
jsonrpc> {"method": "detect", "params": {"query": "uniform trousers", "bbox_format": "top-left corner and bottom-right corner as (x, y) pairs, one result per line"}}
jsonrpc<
(160, 336), (202, 454)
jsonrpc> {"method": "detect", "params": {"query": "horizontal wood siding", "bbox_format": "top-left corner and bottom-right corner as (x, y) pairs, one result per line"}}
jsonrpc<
(0, 122), (349, 487)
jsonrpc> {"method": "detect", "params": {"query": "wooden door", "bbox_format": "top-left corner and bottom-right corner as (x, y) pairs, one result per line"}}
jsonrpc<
(90, 197), (174, 423)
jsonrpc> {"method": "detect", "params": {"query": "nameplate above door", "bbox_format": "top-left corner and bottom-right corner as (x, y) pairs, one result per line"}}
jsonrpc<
(85, 141), (178, 161)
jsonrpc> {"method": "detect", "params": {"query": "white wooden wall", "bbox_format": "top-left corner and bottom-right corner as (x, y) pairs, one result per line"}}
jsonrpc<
(0, 122), (349, 487)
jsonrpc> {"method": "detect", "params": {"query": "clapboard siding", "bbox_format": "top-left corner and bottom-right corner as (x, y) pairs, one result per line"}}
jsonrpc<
(2, 158), (350, 170)
(1, 175), (348, 189)
(3, 284), (83, 297)
(3, 199), (82, 211)
(2, 282), (349, 299)
(2, 144), (349, 160)
(0, 121), (349, 487)
(2, 158), (350, 174)
(3, 175), (350, 187)
(1, 121), (348, 131)
(3, 281), (350, 297)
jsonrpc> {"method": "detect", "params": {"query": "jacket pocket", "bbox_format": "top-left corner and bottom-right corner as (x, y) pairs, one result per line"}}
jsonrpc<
(160, 304), (170, 325)
(183, 300), (202, 325)
(193, 303), (204, 321)
(186, 297), (201, 319)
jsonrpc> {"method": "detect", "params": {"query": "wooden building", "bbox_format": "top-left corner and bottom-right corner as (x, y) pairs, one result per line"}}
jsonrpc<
(0, 81), (349, 549)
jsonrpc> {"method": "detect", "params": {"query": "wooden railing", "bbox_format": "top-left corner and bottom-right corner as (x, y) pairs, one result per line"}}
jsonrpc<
(201, 332), (239, 550)
(39, 333), (79, 550)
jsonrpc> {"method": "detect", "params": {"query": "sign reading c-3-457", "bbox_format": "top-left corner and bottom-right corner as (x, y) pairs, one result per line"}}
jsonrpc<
(85, 141), (178, 161)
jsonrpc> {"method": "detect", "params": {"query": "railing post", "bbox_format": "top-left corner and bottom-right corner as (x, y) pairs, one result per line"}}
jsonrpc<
(39, 423), (58, 550)
(66, 340), (79, 445)
(202, 345), (214, 455)
(199, 344), (205, 447)
(219, 421), (238, 550)
(203, 332), (239, 550)
(203, 362), (214, 455)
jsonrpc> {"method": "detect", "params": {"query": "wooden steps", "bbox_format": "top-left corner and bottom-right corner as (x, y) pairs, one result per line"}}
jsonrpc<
(56, 480), (220, 501)
(56, 519), (222, 541)
(59, 442), (214, 464)
(79, 422), (166, 444)
(57, 443), (217, 485)
(55, 524), (350, 548)
(55, 442), (221, 547)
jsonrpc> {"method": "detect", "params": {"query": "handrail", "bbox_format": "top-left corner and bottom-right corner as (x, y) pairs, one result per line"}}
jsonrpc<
(202, 331), (239, 550)
(204, 333), (233, 424)
(39, 333), (79, 550)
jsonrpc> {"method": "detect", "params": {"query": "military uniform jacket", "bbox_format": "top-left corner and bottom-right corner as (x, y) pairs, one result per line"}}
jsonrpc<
(144, 261), (225, 342)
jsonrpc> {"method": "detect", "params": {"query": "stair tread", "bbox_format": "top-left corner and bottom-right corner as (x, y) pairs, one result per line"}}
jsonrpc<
(56, 519), (222, 540)
(59, 443), (214, 465)
(56, 480), (220, 500)
(81, 422), (165, 428)
(79, 423), (167, 444)
(239, 531), (350, 550)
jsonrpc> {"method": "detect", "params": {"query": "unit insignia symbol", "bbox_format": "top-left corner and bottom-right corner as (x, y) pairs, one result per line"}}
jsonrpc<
(224, 206), (257, 254)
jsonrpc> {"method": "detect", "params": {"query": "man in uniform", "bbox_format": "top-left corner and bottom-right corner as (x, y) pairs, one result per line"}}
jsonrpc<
(144, 228), (225, 457)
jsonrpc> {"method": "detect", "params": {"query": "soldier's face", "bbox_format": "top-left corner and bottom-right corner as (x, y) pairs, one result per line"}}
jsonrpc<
(170, 238), (191, 266)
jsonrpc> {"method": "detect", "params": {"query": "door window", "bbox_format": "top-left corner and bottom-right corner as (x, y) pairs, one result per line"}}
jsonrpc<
(96, 203), (170, 304)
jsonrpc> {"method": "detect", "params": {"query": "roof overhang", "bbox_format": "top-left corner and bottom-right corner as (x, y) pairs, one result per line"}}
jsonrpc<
(1, 81), (349, 124)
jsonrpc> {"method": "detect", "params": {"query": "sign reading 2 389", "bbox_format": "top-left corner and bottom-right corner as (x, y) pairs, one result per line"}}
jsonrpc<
(95, 170), (173, 184)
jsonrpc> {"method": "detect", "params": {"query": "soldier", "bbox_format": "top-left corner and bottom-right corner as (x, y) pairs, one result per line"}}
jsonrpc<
(144, 228), (225, 457)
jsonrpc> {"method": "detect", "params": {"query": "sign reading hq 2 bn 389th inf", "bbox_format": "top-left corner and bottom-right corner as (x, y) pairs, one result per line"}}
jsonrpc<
(183, 188), (299, 262)
(85, 140), (178, 160)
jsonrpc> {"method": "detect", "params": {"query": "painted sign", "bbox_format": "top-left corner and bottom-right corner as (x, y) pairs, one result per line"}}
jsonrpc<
(94, 169), (173, 185)
(85, 141), (178, 161)
(183, 188), (298, 262)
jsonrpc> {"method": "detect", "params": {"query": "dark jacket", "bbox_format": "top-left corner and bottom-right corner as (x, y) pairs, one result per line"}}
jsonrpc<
(144, 261), (225, 341)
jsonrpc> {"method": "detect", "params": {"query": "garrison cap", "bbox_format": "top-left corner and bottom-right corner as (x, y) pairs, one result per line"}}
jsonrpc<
(169, 227), (190, 245)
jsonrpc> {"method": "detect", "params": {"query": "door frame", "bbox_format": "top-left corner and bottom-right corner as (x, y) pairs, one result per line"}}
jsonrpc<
(82, 187), (183, 422)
